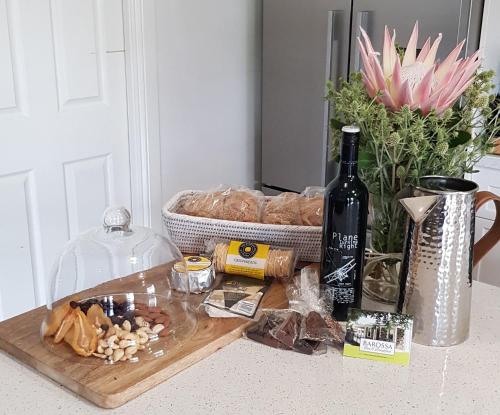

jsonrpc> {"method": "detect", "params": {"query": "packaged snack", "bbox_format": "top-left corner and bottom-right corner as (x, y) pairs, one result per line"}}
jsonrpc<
(210, 240), (296, 280)
(245, 309), (325, 355)
(245, 312), (292, 350)
(170, 255), (215, 294)
(177, 191), (226, 219)
(299, 187), (325, 226)
(261, 192), (303, 225)
(243, 265), (345, 354)
(222, 189), (264, 223)
(203, 275), (271, 319)
(176, 186), (265, 223)
(173, 185), (325, 227)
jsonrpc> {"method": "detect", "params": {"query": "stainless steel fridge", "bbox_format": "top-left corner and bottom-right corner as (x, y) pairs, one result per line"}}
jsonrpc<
(261, 0), (484, 194)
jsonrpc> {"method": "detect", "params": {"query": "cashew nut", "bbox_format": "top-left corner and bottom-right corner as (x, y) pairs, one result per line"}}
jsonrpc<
(137, 331), (149, 344)
(152, 324), (165, 334)
(118, 339), (134, 349)
(112, 348), (124, 362)
(123, 332), (137, 341)
(135, 317), (150, 328)
(122, 320), (131, 332)
(92, 353), (107, 359)
(125, 346), (138, 356)
(104, 347), (113, 356)
(107, 335), (118, 348)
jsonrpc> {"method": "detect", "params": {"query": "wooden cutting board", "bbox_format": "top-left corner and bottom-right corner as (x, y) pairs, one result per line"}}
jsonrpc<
(0, 264), (288, 408)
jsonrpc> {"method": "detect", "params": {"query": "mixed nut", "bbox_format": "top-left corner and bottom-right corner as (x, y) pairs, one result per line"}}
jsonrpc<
(43, 298), (171, 363)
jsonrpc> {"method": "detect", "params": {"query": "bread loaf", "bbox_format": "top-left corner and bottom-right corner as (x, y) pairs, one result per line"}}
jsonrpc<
(222, 190), (262, 223)
(178, 191), (225, 219)
(299, 196), (324, 226)
(262, 193), (302, 225)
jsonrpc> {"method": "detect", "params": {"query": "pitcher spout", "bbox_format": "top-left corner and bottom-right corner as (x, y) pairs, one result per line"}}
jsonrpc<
(399, 195), (441, 223)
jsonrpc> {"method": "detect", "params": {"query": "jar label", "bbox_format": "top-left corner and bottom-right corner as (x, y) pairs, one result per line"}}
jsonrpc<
(174, 256), (212, 272)
(224, 241), (270, 279)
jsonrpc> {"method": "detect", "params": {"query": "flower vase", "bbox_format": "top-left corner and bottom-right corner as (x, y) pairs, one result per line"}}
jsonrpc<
(363, 192), (405, 304)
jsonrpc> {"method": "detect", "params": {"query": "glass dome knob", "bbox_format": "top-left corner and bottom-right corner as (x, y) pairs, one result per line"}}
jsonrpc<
(103, 206), (131, 233)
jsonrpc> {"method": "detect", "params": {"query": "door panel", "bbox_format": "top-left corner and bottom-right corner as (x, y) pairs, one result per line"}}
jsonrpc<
(349, 0), (473, 73)
(0, 0), (130, 320)
(262, 0), (351, 192)
(51, 0), (104, 107)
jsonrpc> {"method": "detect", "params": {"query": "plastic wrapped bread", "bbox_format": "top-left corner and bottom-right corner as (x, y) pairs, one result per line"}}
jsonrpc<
(177, 186), (264, 223)
(261, 192), (303, 225)
(222, 189), (263, 223)
(177, 191), (226, 219)
(299, 187), (325, 226)
(175, 185), (324, 227)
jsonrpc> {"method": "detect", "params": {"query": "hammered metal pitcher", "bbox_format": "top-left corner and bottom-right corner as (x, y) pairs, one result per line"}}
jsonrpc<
(398, 176), (500, 346)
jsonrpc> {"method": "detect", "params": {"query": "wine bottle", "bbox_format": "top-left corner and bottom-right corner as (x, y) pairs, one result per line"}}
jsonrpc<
(320, 125), (369, 321)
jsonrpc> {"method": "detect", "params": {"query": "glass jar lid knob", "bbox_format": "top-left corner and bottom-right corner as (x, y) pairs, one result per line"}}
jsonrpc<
(103, 206), (131, 233)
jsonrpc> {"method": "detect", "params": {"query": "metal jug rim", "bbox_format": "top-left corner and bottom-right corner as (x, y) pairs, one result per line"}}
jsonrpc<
(417, 176), (479, 195)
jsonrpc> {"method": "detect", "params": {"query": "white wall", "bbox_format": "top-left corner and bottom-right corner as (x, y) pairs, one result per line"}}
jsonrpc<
(481, 0), (500, 92)
(155, 0), (262, 201)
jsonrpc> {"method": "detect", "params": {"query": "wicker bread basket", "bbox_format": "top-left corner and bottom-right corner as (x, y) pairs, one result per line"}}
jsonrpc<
(162, 190), (322, 262)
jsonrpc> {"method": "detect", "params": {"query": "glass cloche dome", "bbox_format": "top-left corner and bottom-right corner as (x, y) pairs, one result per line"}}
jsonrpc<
(41, 207), (197, 364)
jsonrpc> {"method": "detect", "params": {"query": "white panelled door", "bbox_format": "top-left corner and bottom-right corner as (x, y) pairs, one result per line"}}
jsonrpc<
(0, 0), (132, 320)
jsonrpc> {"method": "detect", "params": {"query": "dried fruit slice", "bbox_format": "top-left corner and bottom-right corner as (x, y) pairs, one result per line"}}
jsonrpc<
(42, 303), (71, 337)
(86, 304), (112, 330)
(54, 308), (77, 343)
(64, 308), (97, 357)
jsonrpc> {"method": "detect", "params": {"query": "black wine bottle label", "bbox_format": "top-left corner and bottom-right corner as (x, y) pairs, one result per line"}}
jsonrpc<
(323, 233), (359, 303)
(320, 125), (368, 321)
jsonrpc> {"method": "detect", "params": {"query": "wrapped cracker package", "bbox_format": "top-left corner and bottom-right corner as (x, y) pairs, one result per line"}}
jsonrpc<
(299, 187), (325, 226)
(207, 239), (297, 280)
(176, 186), (264, 223)
(262, 192), (303, 225)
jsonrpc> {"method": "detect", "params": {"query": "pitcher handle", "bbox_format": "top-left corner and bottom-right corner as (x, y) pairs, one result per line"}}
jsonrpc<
(474, 191), (500, 267)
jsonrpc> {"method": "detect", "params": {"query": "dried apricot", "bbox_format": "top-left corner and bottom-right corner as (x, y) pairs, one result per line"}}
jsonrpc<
(54, 308), (77, 343)
(64, 308), (97, 357)
(42, 303), (71, 337)
(86, 304), (112, 329)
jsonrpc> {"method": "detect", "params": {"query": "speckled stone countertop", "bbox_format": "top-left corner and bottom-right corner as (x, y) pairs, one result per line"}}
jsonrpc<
(1, 281), (499, 415)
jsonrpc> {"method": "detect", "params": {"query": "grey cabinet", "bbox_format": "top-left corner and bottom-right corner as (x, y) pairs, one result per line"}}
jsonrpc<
(262, 0), (351, 193)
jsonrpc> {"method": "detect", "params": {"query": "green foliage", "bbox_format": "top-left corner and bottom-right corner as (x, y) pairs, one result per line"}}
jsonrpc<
(327, 70), (500, 253)
(347, 309), (413, 331)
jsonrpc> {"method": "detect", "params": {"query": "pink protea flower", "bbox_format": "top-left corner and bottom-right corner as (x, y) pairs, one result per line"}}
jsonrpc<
(358, 21), (481, 115)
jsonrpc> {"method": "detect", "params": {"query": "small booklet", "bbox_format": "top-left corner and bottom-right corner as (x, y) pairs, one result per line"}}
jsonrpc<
(203, 275), (272, 319)
(343, 308), (414, 365)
